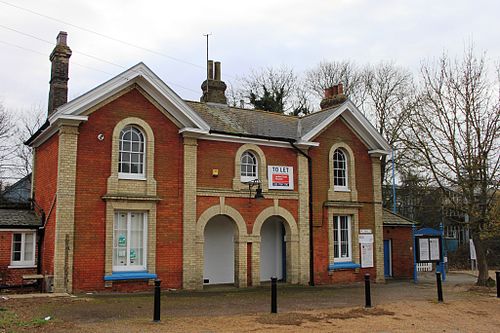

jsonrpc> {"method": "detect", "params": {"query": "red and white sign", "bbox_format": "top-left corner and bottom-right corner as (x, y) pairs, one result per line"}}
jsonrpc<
(268, 166), (294, 190)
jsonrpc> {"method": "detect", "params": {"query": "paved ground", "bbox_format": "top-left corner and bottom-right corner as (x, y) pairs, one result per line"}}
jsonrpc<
(0, 271), (498, 332)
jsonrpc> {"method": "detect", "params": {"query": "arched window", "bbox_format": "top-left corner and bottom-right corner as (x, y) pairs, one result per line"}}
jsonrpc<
(240, 151), (257, 182)
(119, 125), (145, 178)
(333, 149), (348, 189)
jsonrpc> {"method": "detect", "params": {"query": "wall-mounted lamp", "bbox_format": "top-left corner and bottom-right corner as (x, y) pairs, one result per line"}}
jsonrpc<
(247, 179), (264, 200)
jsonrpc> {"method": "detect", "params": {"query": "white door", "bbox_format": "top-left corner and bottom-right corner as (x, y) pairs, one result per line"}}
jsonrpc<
(203, 215), (235, 284)
(260, 218), (284, 281)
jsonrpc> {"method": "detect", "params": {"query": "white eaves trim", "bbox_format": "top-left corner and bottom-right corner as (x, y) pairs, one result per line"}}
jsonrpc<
(49, 62), (210, 131)
(178, 127), (210, 137)
(56, 115), (89, 122)
(368, 149), (389, 157)
(300, 100), (391, 154)
(29, 115), (89, 148)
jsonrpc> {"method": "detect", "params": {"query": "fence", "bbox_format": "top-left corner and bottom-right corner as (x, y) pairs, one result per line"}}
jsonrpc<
(417, 263), (433, 272)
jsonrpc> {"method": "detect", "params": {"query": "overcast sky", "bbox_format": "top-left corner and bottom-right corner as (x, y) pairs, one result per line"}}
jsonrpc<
(1, 0), (499, 115)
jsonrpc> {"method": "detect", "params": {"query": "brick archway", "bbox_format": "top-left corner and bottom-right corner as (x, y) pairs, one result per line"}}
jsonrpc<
(251, 205), (299, 286)
(194, 202), (248, 289)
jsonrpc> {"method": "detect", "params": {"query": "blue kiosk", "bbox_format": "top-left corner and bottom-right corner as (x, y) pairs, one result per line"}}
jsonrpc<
(412, 223), (446, 283)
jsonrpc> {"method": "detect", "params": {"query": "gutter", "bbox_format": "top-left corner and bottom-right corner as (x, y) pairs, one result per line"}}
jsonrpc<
(24, 120), (49, 146)
(208, 129), (296, 143)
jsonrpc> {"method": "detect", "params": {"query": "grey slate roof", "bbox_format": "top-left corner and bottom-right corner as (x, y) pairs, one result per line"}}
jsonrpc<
(0, 209), (41, 228)
(186, 101), (337, 140)
(299, 106), (342, 137)
(1, 174), (32, 204)
(383, 208), (416, 226)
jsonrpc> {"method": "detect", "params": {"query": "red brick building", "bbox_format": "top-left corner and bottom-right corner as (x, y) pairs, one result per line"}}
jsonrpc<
(382, 209), (415, 279)
(26, 32), (391, 293)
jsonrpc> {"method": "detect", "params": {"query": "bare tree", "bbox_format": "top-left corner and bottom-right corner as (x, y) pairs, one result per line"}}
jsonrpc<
(305, 60), (367, 108)
(404, 48), (500, 285)
(363, 62), (414, 183)
(307, 60), (415, 184)
(14, 106), (45, 178)
(236, 66), (311, 115)
(0, 102), (14, 182)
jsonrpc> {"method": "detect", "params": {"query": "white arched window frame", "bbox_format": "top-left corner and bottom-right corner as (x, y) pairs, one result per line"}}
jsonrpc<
(333, 149), (348, 190)
(118, 126), (146, 179)
(240, 150), (258, 182)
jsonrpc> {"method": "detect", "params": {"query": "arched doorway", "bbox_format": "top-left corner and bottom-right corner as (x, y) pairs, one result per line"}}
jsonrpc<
(203, 215), (236, 285)
(260, 216), (286, 281)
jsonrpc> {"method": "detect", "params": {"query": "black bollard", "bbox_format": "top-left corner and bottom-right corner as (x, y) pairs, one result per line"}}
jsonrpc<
(153, 279), (161, 322)
(271, 277), (277, 313)
(496, 271), (500, 298)
(364, 274), (372, 308)
(436, 272), (443, 303)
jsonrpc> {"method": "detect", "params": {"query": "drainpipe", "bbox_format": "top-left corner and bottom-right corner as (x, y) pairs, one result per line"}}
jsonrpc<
(37, 213), (46, 275)
(31, 197), (46, 275)
(290, 142), (315, 287)
(34, 194), (56, 276)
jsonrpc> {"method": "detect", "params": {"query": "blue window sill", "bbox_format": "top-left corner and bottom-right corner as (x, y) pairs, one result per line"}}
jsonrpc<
(328, 262), (361, 271)
(104, 271), (157, 281)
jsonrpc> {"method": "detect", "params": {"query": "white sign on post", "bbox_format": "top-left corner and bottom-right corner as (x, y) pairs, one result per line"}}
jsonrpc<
(429, 238), (440, 261)
(361, 243), (374, 268)
(419, 238), (430, 261)
(469, 239), (477, 260)
(268, 166), (294, 190)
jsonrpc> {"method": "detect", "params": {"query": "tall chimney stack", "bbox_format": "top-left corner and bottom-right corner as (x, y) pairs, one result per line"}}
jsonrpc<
(320, 83), (347, 110)
(48, 31), (72, 116)
(200, 59), (227, 104)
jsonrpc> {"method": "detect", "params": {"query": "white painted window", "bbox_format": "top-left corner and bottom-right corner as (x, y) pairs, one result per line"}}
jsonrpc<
(118, 126), (145, 179)
(240, 151), (258, 182)
(333, 215), (352, 262)
(333, 149), (348, 190)
(11, 232), (36, 267)
(113, 212), (147, 271)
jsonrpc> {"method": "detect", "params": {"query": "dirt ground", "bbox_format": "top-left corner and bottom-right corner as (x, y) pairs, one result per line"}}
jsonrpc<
(1, 272), (499, 332)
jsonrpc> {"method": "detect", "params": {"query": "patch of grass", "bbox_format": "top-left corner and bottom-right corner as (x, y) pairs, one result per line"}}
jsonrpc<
(0, 308), (50, 330)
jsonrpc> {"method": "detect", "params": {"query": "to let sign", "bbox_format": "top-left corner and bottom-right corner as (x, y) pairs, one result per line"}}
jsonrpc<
(268, 166), (294, 190)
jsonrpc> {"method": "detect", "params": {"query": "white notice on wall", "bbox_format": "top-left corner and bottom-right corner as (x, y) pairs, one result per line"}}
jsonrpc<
(419, 238), (430, 261)
(429, 238), (440, 261)
(361, 243), (374, 268)
(358, 234), (374, 244)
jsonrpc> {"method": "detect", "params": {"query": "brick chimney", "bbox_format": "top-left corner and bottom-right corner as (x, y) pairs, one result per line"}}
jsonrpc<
(200, 60), (227, 104)
(48, 31), (72, 116)
(320, 83), (347, 110)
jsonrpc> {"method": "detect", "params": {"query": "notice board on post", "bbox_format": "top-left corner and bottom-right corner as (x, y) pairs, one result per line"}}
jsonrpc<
(415, 236), (442, 263)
